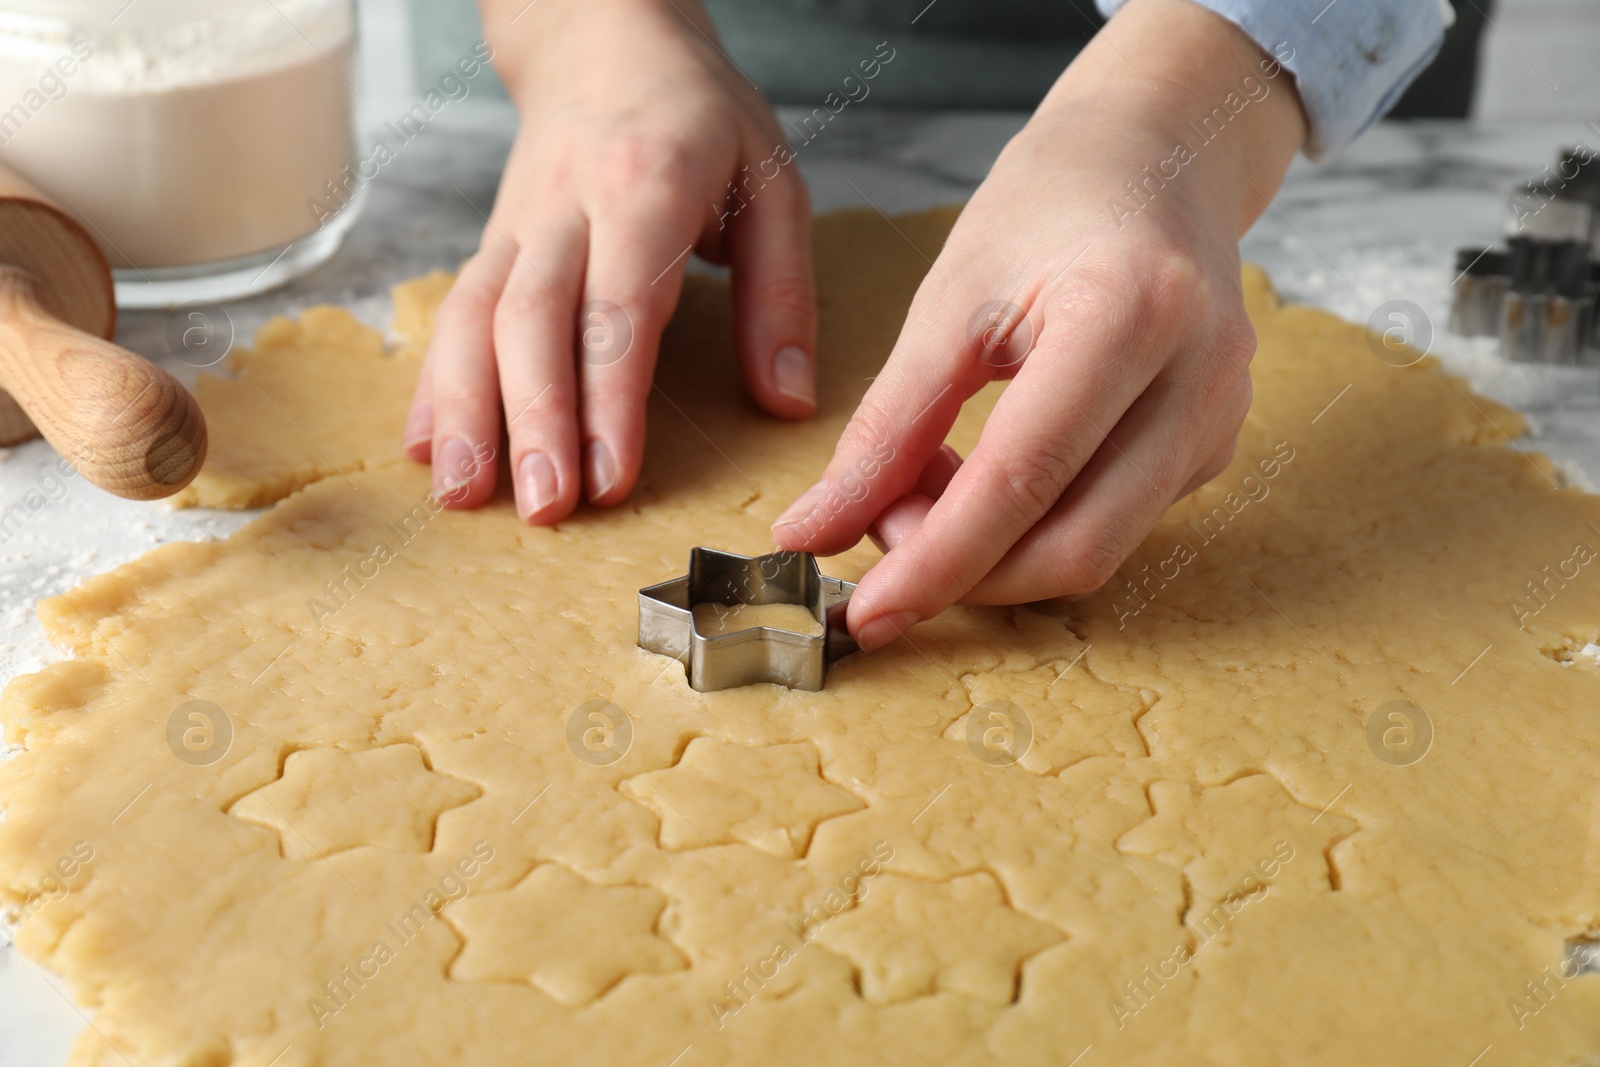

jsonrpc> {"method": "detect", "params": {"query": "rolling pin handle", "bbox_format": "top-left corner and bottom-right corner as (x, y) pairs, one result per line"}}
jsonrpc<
(0, 265), (207, 500)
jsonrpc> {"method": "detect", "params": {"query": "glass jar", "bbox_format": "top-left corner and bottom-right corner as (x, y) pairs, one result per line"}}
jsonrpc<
(0, 0), (362, 306)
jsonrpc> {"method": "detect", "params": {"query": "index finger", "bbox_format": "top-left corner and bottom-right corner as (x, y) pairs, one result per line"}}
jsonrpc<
(769, 269), (1017, 555)
(851, 294), (1154, 625)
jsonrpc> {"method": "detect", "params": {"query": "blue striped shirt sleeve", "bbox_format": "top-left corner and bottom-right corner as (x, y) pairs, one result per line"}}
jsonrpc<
(1094, 0), (1453, 159)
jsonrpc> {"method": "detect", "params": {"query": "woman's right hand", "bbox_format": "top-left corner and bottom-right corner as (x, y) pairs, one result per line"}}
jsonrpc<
(407, 0), (819, 519)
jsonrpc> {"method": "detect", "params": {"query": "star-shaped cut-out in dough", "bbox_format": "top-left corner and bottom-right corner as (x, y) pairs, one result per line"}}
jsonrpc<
(1115, 773), (1359, 901)
(812, 871), (1063, 1005)
(444, 863), (684, 1005)
(944, 661), (1148, 773)
(229, 743), (480, 859)
(621, 739), (864, 858)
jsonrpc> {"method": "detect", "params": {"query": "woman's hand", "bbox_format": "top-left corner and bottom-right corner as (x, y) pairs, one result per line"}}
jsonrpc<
(407, 0), (816, 518)
(770, 0), (1307, 650)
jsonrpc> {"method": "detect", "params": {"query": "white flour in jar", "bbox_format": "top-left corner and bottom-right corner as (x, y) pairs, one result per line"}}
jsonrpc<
(0, 0), (356, 269)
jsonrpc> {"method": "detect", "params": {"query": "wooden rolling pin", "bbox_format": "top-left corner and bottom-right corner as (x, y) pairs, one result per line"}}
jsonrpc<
(0, 160), (206, 499)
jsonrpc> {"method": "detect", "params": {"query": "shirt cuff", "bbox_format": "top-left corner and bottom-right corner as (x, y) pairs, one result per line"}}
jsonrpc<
(1093, 0), (1451, 159)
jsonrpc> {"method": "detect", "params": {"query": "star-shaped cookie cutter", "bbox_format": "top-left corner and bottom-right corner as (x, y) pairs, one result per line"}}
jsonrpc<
(638, 548), (858, 692)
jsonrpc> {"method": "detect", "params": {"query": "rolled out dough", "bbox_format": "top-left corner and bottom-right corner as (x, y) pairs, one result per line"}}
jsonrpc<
(2, 208), (1599, 1067)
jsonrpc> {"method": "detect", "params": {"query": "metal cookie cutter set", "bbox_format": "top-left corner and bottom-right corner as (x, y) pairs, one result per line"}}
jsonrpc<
(1449, 148), (1600, 365)
(638, 548), (859, 692)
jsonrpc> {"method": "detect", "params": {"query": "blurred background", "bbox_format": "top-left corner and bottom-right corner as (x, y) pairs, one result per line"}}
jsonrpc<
(385, 0), (1599, 121)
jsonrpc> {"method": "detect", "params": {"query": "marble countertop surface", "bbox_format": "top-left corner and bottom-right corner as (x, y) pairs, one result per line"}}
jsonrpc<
(3, 104), (1599, 1061)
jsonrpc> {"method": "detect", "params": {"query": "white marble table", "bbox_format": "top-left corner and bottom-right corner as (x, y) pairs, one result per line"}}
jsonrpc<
(2, 103), (1598, 1062)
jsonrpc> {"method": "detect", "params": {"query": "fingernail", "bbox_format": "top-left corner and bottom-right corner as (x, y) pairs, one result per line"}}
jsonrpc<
(516, 451), (558, 520)
(403, 403), (432, 451)
(773, 345), (815, 407)
(585, 439), (618, 500)
(772, 479), (828, 530)
(856, 611), (921, 652)
(436, 436), (474, 497)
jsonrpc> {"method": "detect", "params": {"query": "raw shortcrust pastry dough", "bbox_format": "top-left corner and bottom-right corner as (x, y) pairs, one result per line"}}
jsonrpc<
(2, 208), (1599, 1067)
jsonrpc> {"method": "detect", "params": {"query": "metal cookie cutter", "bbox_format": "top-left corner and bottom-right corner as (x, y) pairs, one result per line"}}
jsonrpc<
(1447, 149), (1600, 366)
(638, 548), (858, 692)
